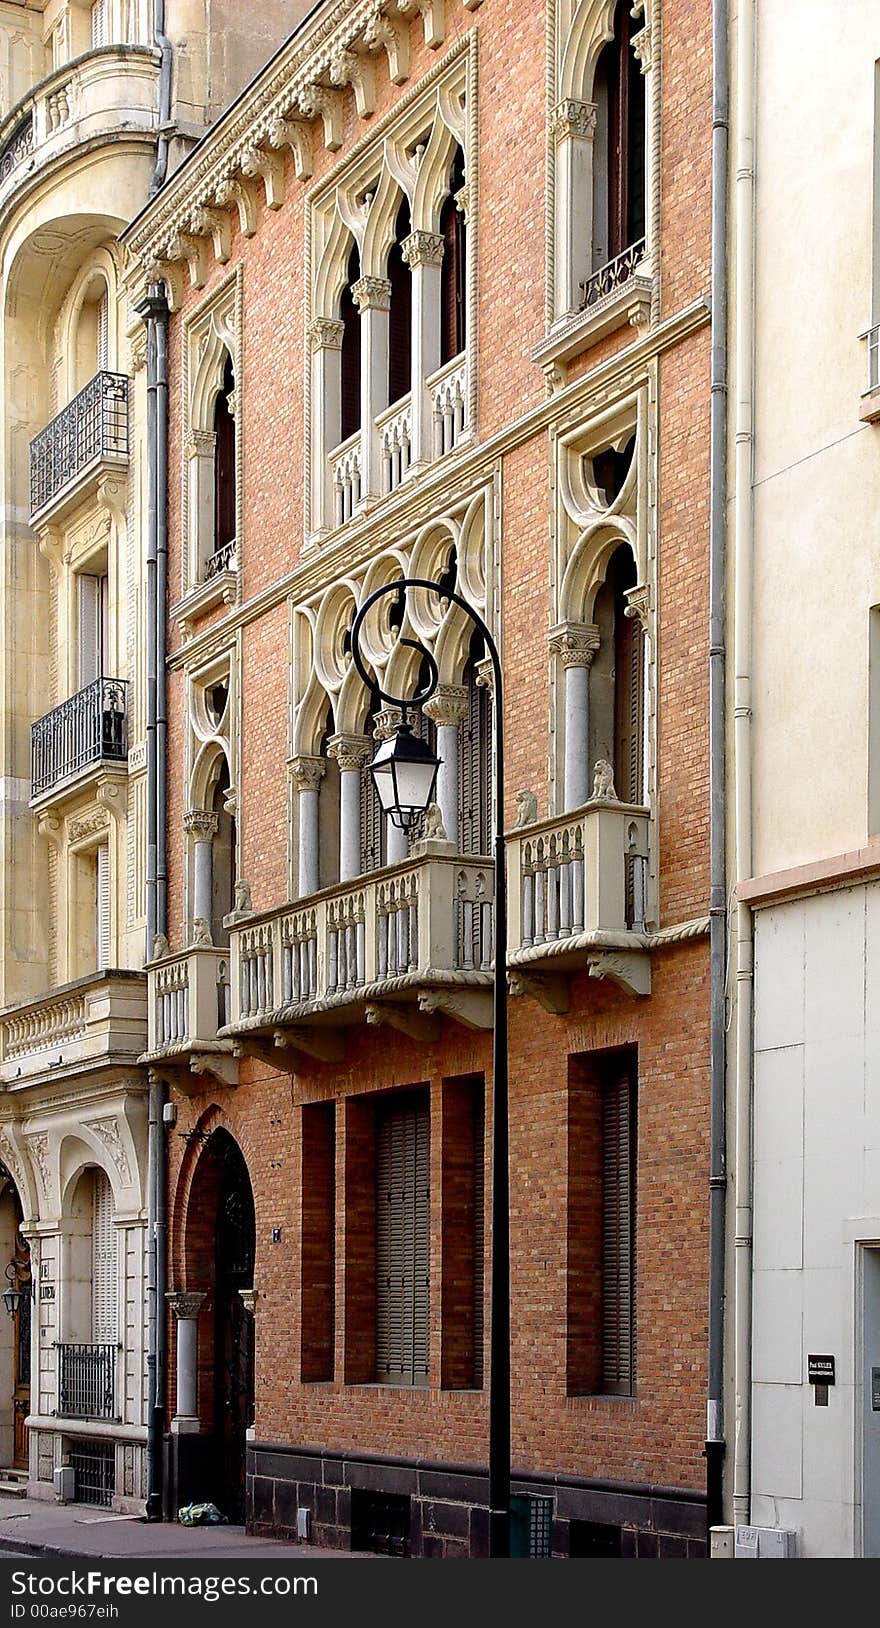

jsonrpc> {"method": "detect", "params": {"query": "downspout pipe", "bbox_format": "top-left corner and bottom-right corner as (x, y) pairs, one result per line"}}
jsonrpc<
(732, 0), (757, 1531)
(706, 0), (729, 1535)
(149, 0), (173, 197)
(137, 283), (170, 1520)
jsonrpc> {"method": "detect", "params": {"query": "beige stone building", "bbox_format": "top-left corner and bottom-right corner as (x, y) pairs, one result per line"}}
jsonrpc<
(0, 0), (294, 1512)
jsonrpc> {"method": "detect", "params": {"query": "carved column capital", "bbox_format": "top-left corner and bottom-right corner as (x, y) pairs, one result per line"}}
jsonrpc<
(624, 584), (651, 628)
(184, 809), (219, 841)
(422, 683), (468, 727)
(632, 24), (653, 73)
(551, 99), (598, 143)
(401, 230), (445, 269)
(326, 733), (372, 773)
(351, 275), (392, 313)
(167, 1291), (207, 1320)
(288, 754), (326, 793)
(185, 430), (216, 460)
(308, 316), (345, 352)
(373, 706), (404, 742)
(548, 621), (601, 668)
(238, 1288), (259, 1315)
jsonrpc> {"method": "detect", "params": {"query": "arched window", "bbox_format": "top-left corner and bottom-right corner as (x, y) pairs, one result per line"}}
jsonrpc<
(210, 759), (236, 947)
(387, 198), (412, 407)
(339, 244), (362, 443)
(590, 544), (644, 805)
(440, 147), (467, 365)
(593, 0), (646, 269)
(318, 706), (340, 891)
(213, 353), (236, 563)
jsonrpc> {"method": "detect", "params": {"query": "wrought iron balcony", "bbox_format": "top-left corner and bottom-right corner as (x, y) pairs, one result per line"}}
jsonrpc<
(143, 945), (236, 1090)
(580, 238), (647, 310)
(0, 112), (33, 183)
(57, 1342), (118, 1421)
(31, 677), (128, 801)
(30, 371), (129, 523)
(506, 799), (652, 999)
(227, 846), (495, 1052)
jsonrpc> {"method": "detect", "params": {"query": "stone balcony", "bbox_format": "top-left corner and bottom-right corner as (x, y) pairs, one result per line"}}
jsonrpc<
(0, 47), (159, 221)
(141, 946), (235, 1092)
(0, 971), (147, 1092)
(225, 842), (495, 1064)
(506, 799), (652, 1006)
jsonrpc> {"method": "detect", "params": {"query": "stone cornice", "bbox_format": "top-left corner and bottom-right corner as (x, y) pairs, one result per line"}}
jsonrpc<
(122, 5), (476, 275)
(168, 297), (709, 673)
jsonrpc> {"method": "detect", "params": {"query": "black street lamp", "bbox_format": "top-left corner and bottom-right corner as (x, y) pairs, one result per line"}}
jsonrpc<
(3, 1255), (34, 1319)
(351, 577), (509, 1559)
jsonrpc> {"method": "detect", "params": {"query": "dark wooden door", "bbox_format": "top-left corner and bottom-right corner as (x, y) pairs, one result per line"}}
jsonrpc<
(213, 1157), (255, 1522)
(12, 1243), (31, 1470)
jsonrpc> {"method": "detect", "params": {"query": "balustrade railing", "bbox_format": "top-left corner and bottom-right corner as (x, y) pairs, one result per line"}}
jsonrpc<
(331, 432), (362, 526)
(30, 371), (129, 519)
(508, 801), (650, 954)
(147, 946), (231, 1054)
(1, 993), (87, 1060)
(229, 851), (494, 1027)
(428, 355), (468, 456)
(31, 677), (128, 799)
(204, 538), (237, 580)
(377, 395), (413, 493)
(57, 1342), (117, 1421)
(580, 238), (646, 310)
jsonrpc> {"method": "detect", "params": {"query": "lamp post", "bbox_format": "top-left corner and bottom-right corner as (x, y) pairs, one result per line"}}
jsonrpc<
(351, 577), (509, 1559)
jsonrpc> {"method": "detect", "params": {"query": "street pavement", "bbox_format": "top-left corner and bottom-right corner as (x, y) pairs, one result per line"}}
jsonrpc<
(0, 1492), (372, 1561)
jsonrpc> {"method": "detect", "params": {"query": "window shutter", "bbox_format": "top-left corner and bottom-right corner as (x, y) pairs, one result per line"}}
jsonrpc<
(96, 290), (109, 372)
(459, 661), (491, 856)
(360, 728), (385, 875)
(601, 1064), (635, 1393)
(387, 200), (412, 409)
(96, 843), (110, 971)
(91, 0), (107, 49)
(340, 247), (361, 444)
(376, 1096), (430, 1386)
(91, 1170), (116, 1343)
(614, 593), (644, 805)
(78, 575), (101, 688)
(472, 1093), (485, 1388)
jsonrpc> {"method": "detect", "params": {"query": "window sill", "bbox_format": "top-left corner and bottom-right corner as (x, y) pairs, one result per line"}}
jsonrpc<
(171, 568), (239, 640)
(860, 387), (880, 424)
(533, 272), (652, 373)
(565, 1390), (637, 1405)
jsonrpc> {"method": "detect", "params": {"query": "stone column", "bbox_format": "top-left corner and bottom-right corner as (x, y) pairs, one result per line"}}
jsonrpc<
(551, 100), (598, 317)
(423, 683), (468, 848)
(549, 622), (600, 812)
(307, 317), (344, 537)
(374, 708), (406, 864)
(184, 810), (219, 940)
(401, 230), (444, 468)
(289, 755), (325, 897)
(351, 276), (391, 501)
(327, 734), (371, 882)
(168, 1291), (206, 1427)
(185, 430), (217, 583)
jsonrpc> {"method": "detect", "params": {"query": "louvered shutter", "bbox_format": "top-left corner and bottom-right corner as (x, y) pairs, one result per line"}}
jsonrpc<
(614, 596), (644, 805)
(440, 196), (467, 366)
(472, 1094), (485, 1388)
(96, 843), (110, 971)
(459, 664), (491, 856)
(78, 575), (101, 687)
(214, 358), (236, 552)
(406, 704), (437, 853)
(91, 0), (107, 48)
(91, 1170), (116, 1343)
(340, 247), (361, 444)
(96, 290), (109, 372)
(601, 1065), (635, 1393)
(376, 1097), (430, 1386)
(360, 748), (385, 874)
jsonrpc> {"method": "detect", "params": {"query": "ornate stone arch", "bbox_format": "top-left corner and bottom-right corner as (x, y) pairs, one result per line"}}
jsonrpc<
(361, 168), (409, 280)
(293, 672), (334, 758)
(314, 209), (359, 319)
(189, 738), (232, 816)
(411, 115), (460, 235)
(560, 516), (639, 625)
(59, 1136), (126, 1217)
(190, 312), (235, 434)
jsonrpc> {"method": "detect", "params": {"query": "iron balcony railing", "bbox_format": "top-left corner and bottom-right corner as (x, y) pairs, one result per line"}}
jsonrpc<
(57, 1342), (118, 1421)
(31, 677), (129, 799)
(0, 112), (34, 183)
(580, 238), (647, 310)
(30, 371), (129, 519)
(864, 322), (880, 395)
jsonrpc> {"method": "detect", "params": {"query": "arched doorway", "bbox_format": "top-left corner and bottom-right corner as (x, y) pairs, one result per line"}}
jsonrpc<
(185, 1130), (255, 1522)
(0, 1175), (30, 1471)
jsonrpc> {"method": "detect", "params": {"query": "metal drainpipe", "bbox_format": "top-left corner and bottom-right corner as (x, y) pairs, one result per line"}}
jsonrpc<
(137, 283), (170, 1520)
(732, 0), (757, 1532)
(706, 0), (730, 1536)
(149, 0), (173, 197)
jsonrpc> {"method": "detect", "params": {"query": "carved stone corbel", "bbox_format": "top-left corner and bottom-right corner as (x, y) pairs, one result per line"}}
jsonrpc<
(141, 255), (185, 311)
(297, 84), (344, 152)
(96, 780), (127, 822)
(267, 116), (313, 180)
(329, 50), (376, 119)
(417, 988), (493, 1030)
(240, 146), (286, 211)
(397, 0), (445, 51)
(363, 11), (410, 85)
(213, 176), (258, 238)
(187, 206), (232, 265)
(163, 232), (209, 290)
(508, 970), (570, 1015)
(365, 1003), (440, 1042)
(586, 950), (651, 998)
(275, 1026), (344, 1063)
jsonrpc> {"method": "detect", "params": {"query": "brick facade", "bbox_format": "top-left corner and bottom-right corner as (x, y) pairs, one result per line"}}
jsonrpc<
(133, 0), (713, 1557)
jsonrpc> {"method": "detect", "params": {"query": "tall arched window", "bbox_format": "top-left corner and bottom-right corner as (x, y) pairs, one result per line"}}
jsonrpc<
(339, 244), (362, 443)
(213, 353), (236, 562)
(440, 147), (467, 365)
(593, 0), (646, 269)
(387, 198), (412, 407)
(590, 544), (644, 806)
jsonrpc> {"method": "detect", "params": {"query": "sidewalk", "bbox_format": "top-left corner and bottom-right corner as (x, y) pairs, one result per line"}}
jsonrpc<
(0, 1493), (372, 1562)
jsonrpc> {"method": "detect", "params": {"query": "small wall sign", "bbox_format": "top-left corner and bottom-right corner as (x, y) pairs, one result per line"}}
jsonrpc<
(808, 1355), (835, 1385)
(871, 1367), (880, 1412)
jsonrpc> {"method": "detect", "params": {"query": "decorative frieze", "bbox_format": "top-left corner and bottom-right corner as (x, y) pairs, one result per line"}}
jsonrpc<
(86, 1119), (131, 1186)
